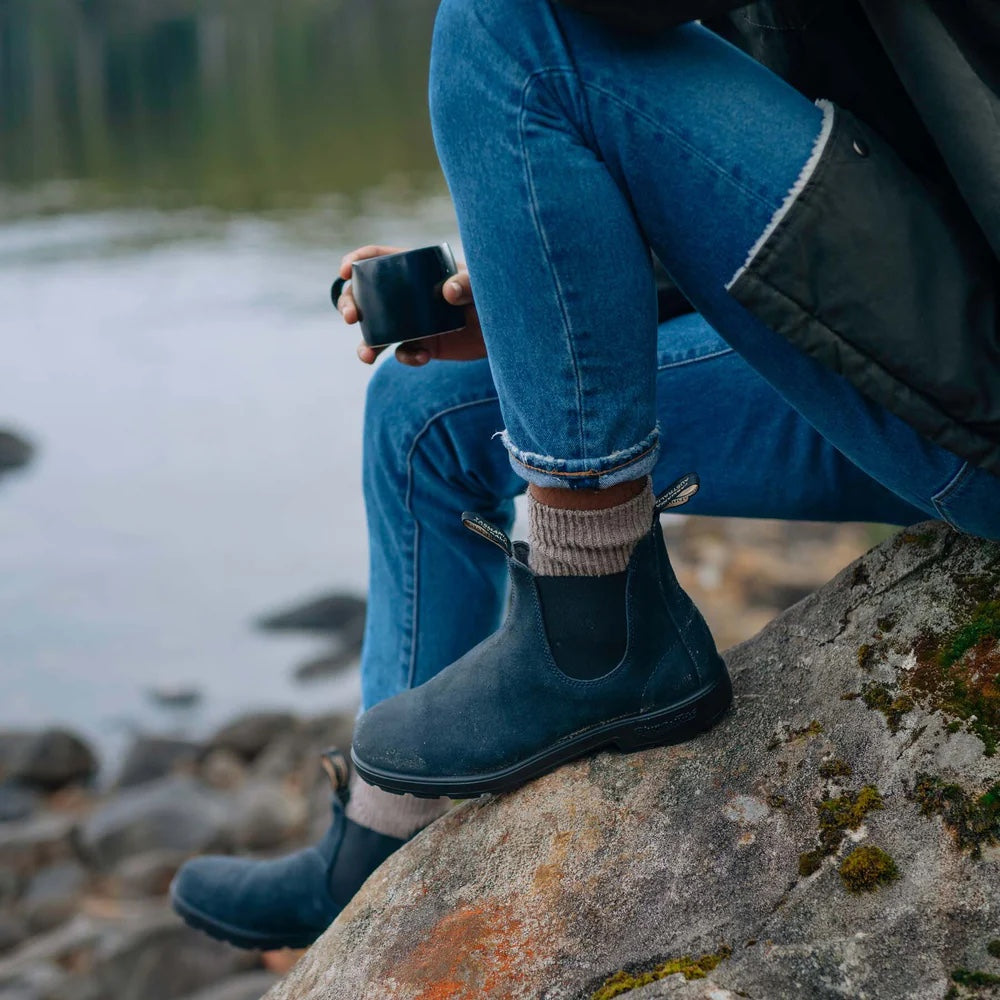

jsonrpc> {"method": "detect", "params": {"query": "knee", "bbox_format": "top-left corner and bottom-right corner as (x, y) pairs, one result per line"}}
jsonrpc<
(363, 359), (424, 476)
(429, 0), (489, 133)
(430, 0), (535, 138)
(362, 358), (484, 480)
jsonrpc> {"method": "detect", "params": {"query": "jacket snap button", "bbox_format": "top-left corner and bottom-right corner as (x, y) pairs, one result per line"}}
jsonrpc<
(853, 139), (870, 157)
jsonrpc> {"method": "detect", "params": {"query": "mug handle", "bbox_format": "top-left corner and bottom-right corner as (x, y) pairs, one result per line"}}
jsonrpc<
(330, 275), (349, 309)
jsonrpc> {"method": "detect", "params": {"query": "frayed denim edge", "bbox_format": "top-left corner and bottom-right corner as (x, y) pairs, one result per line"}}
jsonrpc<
(498, 425), (660, 489)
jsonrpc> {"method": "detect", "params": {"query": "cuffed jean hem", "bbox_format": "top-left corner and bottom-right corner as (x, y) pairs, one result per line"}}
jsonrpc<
(500, 425), (661, 490)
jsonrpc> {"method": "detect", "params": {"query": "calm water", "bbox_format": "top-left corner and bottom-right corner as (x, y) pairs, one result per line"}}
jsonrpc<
(0, 0), (463, 764)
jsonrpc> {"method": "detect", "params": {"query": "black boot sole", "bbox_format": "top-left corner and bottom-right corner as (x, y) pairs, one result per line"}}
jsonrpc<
(351, 670), (733, 799)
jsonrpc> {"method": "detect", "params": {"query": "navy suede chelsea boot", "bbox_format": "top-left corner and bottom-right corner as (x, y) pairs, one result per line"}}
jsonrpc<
(169, 750), (405, 951)
(351, 476), (732, 799)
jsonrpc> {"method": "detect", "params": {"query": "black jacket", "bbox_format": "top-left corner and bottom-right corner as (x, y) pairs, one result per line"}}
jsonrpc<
(561, 0), (1000, 478)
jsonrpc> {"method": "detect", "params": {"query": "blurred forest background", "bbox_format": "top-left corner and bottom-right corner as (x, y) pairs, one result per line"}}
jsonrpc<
(0, 0), (456, 762)
(0, 0), (441, 213)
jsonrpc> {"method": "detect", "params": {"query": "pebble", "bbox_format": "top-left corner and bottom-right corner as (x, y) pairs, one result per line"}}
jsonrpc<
(78, 777), (232, 870)
(116, 737), (201, 790)
(0, 731), (97, 793)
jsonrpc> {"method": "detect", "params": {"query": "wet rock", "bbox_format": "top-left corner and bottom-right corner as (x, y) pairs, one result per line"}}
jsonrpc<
(78, 777), (231, 870)
(0, 814), (75, 885)
(207, 714), (299, 764)
(0, 913), (28, 956)
(266, 523), (1000, 1000)
(0, 961), (63, 1000)
(199, 750), (247, 791)
(20, 862), (89, 934)
(0, 785), (38, 825)
(0, 430), (33, 472)
(256, 593), (365, 636)
(145, 687), (203, 711)
(177, 971), (279, 1000)
(0, 731), (97, 792)
(89, 910), (256, 1000)
(46, 977), (107, 1000)
(0, 916), (103, 989)
(232, 782), (307, 852)
(112, 849), (188, 898)
(292, 643), (361, 684)
(116, 737), (201, 789)
(252, 713), (354, 784)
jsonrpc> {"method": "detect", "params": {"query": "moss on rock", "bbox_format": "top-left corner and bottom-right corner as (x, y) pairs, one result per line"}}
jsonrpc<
(852, 590), (999, 756)
(906, 600), (1000, 757)
(797, 786), (884, 880)
(838, 845), (899, 893)
(860, 681), (915, 734)
(592, 946), (732, 1000)
(910, 775), (1000, 858)
(951, 968), (1000, 989)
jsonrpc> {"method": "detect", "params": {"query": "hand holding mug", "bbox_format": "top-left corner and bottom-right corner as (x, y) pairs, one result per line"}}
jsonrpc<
(334, 244), (487, 367)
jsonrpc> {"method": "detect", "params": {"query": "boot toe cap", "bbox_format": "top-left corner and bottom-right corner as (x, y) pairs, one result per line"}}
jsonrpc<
(170, 850), (333, 950)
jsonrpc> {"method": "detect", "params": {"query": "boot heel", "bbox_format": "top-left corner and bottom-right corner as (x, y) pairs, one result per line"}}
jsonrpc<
(615, 673), (733, 753)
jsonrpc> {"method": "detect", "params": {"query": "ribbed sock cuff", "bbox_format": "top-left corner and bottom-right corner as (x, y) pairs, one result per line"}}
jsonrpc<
(527, 478), (654, 576)
(345, 774), (451, 839)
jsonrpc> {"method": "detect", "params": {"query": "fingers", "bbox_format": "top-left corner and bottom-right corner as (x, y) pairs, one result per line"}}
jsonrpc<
(394, 340), (433, 367)
(339, 245), (406, 280)
(337, 287), (358, 324)
(357, 341), (388, 365)
(442, 269), (473, 306)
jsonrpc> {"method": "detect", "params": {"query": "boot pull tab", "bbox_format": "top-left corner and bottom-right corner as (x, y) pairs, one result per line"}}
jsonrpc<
(320, 747), (351, 803)
(654, 473), (700, 516)
(461, 512), (513, 558)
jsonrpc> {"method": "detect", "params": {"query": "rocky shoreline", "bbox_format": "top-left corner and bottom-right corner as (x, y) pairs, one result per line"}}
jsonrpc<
(0, 511), (887, 1000)
(0, 710), (355, 1000)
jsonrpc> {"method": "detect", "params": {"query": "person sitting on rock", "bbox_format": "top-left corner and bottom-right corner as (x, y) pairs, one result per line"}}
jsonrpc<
(171, 0), (1000, 953)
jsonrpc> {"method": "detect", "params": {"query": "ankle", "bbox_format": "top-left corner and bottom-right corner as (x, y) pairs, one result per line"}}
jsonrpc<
(528, 475), (648, 512)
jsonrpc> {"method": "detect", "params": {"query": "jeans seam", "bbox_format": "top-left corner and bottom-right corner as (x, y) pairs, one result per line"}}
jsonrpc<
(931, 460), (974, 530)
(403, 395), (502, 690)
(519, 70), (588, 458)
(580, 78), (782, 214)
(656, 346), (735, 372)
(522, 68), (777, 223)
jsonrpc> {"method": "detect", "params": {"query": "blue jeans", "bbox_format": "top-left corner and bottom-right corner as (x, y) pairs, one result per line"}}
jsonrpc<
(360, 333), (926, 710)
(358, 0), (1000, 710)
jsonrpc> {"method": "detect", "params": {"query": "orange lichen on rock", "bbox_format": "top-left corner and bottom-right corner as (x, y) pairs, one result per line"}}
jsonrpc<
(391, 901), (541, 1000)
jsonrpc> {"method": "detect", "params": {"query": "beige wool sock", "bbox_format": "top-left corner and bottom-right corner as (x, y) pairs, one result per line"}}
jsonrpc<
(346, 774), (451, 839)
(528, 478), (654, 576)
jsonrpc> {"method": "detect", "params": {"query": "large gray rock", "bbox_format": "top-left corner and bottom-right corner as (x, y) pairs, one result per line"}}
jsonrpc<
(207, 714), (299, 764)
(116, 737), (202, 789)
(0, 912), (28, 956)
(86, 910), (256, 1000)
(256, 594), (365, 636)
(177, 972), (279, 1000)
(111, 849), (189, 899)
(19, 862), (89, 934)
(77, 777), (232, 869)
(265, 523), (1000, 1000)
(231, 782), (308, 852)
(0, 785), (39, 825)
(0, 814), (75, 887)
(0, 907), (255, 1000)
(252, 712), (355, 784)
(0, 430), (33, 472)
(0, 731), (97, 792)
